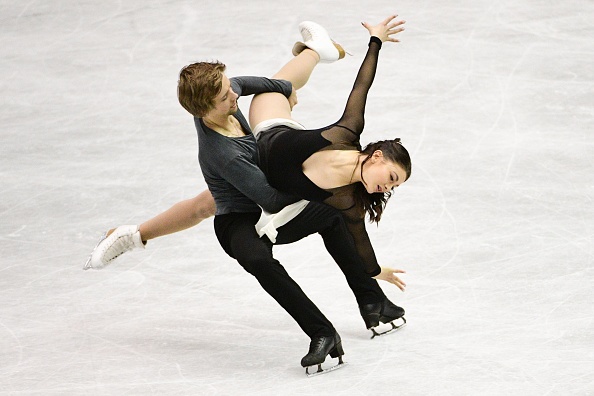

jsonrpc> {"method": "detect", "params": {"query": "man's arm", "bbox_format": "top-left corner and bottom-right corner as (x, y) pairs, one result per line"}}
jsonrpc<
(231, 76), (292, 98)
(222, 155), (301, 214)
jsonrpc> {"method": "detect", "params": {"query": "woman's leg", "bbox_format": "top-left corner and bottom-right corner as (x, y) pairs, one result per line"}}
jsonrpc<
(274, 202), (386, 306)
(99, 189), (215, 242)
(85, 189), (216, 270)
(249, 49), (319, 129)
(138, 189), (215, 241)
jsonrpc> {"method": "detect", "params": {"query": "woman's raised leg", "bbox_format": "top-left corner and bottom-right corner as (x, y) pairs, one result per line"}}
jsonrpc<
(249, 49), (319, 129)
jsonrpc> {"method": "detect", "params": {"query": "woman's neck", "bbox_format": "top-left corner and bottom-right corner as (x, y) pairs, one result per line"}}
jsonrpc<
(342, 151), (364, 185)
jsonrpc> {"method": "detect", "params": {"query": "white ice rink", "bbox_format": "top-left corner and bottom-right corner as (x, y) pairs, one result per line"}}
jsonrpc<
(1, 0), (593, 394)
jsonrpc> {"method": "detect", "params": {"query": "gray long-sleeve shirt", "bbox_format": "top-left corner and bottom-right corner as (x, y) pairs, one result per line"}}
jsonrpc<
(196, 76), (300, 215)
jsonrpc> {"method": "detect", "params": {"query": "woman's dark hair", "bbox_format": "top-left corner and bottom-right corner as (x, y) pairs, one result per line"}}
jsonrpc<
(355, 138), (412, 223)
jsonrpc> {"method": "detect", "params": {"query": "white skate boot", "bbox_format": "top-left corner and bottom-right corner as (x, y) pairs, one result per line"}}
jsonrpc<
(83, 225), (145, 270)
(292, 21), (349, 63)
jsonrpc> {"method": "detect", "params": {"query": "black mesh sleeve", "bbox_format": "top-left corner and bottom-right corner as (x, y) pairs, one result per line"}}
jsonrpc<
(334, 36), (382, 136)
(317, 37), (385, 276)
(323, 185), (381, 277)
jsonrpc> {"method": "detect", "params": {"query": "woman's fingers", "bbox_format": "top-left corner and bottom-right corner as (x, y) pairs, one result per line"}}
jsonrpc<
(381, 14), (398, 25)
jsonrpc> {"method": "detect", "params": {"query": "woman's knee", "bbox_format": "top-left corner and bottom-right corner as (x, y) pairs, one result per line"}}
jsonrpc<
(249, 92), (292, 129)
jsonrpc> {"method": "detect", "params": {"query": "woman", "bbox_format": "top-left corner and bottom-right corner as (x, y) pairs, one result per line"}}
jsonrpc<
(250, 15), (411, 278)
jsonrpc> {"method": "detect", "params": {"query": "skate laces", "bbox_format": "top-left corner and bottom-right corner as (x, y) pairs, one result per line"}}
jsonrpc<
(300, 27), (313, 42)
(309, 336), (331, 353)
(102, 234), (135, 264)
(300, 22), (331, 43)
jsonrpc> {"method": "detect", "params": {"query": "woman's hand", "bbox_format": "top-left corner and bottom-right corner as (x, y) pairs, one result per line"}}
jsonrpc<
(362, 15), (406, 43)
(373, 267), (407, 291)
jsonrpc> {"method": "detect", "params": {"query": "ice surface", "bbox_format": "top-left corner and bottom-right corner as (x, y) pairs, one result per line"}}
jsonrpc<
(1, 1), (593, 394)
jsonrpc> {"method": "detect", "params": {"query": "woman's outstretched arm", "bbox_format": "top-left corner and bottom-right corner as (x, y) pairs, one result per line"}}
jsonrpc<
(336, 15), (405, 135)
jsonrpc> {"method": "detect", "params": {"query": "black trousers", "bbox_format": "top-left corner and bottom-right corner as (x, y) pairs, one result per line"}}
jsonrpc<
(214, 202), (386, 339)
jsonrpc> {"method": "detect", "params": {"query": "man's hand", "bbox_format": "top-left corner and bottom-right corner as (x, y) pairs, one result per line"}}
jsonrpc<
(373, 267), (406, 291)
(288, 87), (298, 110)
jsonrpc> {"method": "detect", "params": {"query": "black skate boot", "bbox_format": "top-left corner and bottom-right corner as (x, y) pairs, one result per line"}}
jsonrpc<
(359, 299), (406, 339)
(301, 332), (346, 376)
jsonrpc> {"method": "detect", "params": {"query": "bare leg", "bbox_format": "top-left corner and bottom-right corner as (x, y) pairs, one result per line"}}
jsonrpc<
(249, 49), (320, 129)
(274, 49), (320, 90)
(106, 189), (216, 241)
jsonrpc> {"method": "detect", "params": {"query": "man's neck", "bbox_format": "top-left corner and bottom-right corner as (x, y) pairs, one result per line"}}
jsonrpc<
(203, 114), (244, 137)
(203, 113), (231, 127)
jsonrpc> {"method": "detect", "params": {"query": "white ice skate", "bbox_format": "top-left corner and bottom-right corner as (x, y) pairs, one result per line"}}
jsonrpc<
(83, 225), (145, 270)
(292, 21), (350, 63)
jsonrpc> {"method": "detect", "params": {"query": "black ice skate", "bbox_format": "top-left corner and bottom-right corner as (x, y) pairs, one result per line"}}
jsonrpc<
(301, 332), (346, 377)
(359, 299), (407, 339)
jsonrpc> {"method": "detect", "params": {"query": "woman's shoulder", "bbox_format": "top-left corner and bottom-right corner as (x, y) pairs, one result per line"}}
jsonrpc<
(322, 124), (361, 147)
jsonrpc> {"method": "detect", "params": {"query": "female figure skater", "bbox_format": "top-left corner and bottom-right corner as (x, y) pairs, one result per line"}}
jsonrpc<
(250, 15), (411, 279)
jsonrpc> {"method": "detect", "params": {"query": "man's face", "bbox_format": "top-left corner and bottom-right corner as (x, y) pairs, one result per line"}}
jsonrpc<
(210, 74), (239, 117)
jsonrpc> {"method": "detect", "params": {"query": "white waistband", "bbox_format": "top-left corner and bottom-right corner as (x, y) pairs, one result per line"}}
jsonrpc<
(253, 118), (305, 136)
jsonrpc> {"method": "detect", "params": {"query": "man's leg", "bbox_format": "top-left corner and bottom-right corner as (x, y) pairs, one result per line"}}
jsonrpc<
(214, 212), (334, 339)
(214, 212), (345, 370)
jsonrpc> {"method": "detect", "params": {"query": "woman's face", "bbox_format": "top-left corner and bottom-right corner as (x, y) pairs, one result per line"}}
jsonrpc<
(362, 150), (408, 194)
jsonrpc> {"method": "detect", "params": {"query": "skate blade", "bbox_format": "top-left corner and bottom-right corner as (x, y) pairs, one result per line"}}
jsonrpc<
(332, 40), (353, 57)
(305, 360), (347, 377)
(370, 317), (407, 339)
(83, 231), (107, 270)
